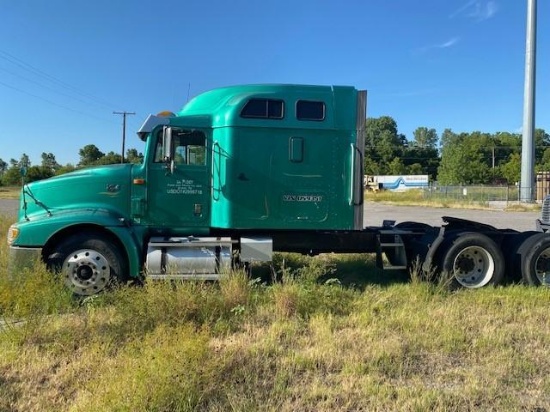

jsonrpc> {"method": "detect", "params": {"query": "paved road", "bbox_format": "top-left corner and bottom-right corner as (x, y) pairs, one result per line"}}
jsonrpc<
(0, 199), (18, 219)
(0, 199), (542, 232)
(363, 201), (540, 232)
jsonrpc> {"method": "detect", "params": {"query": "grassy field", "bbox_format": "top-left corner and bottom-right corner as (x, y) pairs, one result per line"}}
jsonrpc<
(0, 187), (20, 200)
(2, 214), (550, 411)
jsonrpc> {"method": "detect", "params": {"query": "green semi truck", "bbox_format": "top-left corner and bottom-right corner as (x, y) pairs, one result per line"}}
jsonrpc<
(7, 84), (550, 295)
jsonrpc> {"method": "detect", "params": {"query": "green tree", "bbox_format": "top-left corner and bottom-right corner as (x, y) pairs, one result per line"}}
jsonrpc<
(365, 116), (406, 174)
(408, 163), (424, 175)
(41, 152), (61, 173)
(402, 145), (439, 179)
(126, 148), (144, 164)
(2, 165), (23, 186)
(366, 116), (398, 147)
(494, 131), (521, 154)
(412, 127), (438, 148)
(56, 164), (77, 176)
(0, 158), (7, 179)
(388, 157), (407, 175)
(19, 153), (30, 169)
(363, 156), (380, 175)
(78, 144), (105, 166)
(540, 148), (550, 171)
(96, 151), (122, 165)
(439, 128), (457, 150)
(1, 154), (34, 186)
(26, 166), (54, 183)
(500, 153), (521, 184)
(535, 129), (550, 164)
(438, 133), (491, 184)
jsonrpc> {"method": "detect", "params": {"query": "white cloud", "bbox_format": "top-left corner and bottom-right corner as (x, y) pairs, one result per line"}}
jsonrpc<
(450, 1), (499, 21)
(413, 37), (461, 55)
(450, 0), (477, 19)
(438, 37), (460, 48)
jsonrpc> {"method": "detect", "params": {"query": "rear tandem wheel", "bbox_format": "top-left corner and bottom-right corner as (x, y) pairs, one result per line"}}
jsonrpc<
(439, 232), (505, 289)
(518, 233), (550, 286)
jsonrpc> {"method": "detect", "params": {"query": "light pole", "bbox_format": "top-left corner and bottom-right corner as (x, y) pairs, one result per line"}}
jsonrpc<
(520, 0), (537, 202)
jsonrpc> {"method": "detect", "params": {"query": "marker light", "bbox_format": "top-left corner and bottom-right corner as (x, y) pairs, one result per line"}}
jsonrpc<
(157, 111), (175, 117)
(7, 225), (19, 245)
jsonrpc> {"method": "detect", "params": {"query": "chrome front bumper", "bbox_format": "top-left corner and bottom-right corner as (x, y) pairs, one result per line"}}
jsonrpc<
(8, 246), (43, 275)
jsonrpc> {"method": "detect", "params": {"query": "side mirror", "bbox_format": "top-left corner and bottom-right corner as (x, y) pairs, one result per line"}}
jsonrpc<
(162, 126), (173, 162)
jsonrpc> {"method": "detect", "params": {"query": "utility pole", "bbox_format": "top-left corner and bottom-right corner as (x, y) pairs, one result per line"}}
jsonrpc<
(113, 111), (135, 163)
(520, 0), (537, 202)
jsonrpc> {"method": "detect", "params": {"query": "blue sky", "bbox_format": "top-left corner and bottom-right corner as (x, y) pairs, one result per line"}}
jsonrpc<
(1, 0), (548, 166)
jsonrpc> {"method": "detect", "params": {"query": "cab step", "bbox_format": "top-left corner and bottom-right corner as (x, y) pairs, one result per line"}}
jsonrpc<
(376, 231), (408, 271)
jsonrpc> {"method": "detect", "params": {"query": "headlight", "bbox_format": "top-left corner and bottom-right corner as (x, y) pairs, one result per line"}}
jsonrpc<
(7, 225), (19, 245)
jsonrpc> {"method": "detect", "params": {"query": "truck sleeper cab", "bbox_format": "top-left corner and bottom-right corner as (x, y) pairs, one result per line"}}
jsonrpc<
(7, 84), (550, 295)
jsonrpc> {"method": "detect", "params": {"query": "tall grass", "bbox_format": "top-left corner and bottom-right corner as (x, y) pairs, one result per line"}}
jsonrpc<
(2, 214), (550, 411)
(0, 187), (20, 199)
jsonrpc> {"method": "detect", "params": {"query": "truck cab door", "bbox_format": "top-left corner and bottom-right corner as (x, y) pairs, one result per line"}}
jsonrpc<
(145, 127), (210, 231)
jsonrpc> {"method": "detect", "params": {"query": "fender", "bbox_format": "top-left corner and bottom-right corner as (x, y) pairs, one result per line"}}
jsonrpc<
(421, 226), (447, 273)
(421, 216), (509, 273)
(12, 207), (144, 278)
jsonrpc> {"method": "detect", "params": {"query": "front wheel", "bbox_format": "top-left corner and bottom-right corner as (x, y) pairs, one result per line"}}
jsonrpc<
(439, 232), (505, 289)
(47, 233), (128, 296)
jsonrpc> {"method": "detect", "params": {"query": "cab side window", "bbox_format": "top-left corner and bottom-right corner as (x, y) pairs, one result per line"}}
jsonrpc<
(296, 100), (325, 121)
(174, 132), (206, 165)
(153, 129), (206, 165)
(241, 99), (284, 119)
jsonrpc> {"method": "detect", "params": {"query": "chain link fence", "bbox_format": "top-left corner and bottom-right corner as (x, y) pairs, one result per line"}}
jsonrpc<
(420, 174), (550, 205)
(422, 184), (520, 205)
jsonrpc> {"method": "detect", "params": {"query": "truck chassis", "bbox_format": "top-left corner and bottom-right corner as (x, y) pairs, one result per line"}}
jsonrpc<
(35, 215), (549, 296)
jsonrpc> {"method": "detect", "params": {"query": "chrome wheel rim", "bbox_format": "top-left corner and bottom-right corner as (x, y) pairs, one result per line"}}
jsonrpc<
(452, 246), (494, 288)
(62, 249), (111, 295)
(534, 246), (550, 286)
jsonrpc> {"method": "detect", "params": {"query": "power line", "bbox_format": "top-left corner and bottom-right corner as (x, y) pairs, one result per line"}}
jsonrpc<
(0, 65), (114, 112)
(0, 48), (135, 133)
(0, 79), (112, 123)
(0, 48), (118, 109)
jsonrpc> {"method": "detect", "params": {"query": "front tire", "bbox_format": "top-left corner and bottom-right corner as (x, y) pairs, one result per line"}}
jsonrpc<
(47, 233), (128, 296)
(440, 232), (505, 289)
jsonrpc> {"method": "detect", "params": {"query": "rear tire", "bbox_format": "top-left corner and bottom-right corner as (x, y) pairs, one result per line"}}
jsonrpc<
(439, 232), (505, 289)
(47, 233), (128, 296)
(519, 234), (550, 286)
(501, 231), (538, 282)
